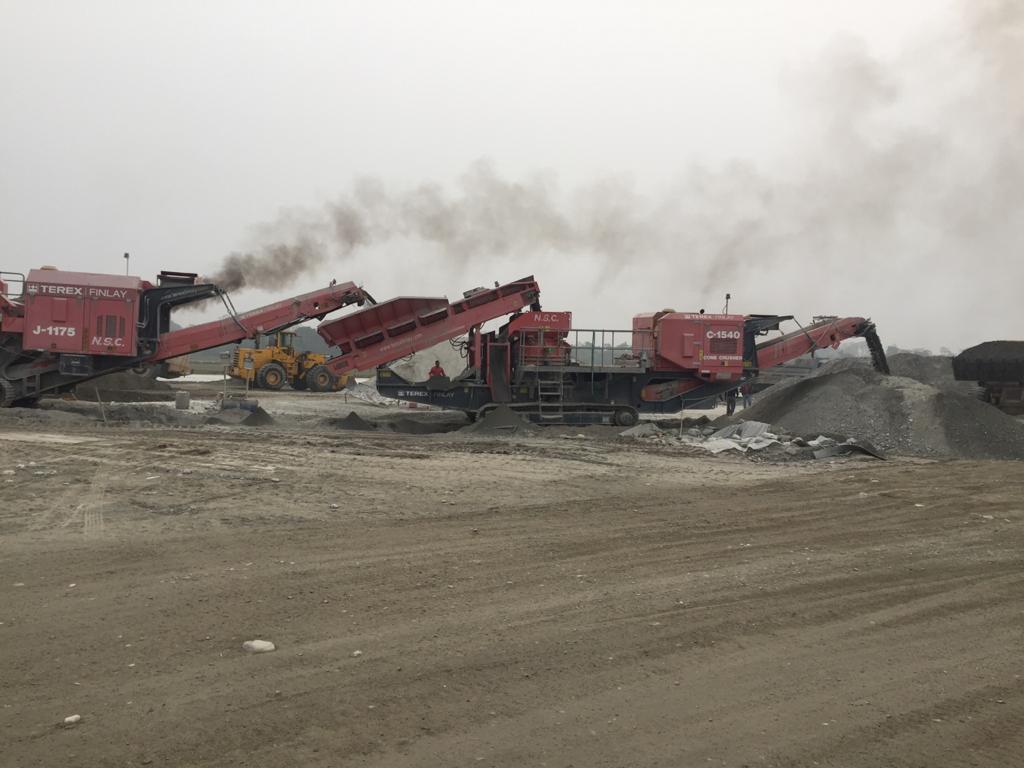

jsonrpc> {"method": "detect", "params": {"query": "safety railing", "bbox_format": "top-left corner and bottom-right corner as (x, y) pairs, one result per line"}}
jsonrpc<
(0, 271), (25, 299)
(515, 327), (655, 371)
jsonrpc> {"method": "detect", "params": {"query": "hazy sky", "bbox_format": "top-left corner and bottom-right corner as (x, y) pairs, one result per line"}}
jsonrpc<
(1, 1), (1019, 351)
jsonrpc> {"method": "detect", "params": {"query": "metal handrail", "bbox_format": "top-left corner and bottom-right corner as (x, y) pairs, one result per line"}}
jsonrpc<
(513, 326), (655, 397)
(516, 328), (652, 367)
(0, 271), (25, 299)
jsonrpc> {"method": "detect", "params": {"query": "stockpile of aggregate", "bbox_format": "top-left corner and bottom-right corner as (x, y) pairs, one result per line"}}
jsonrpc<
(885, 354), (974, 393)
(324, 411), (377, 431)
(13, 400), (205, 427)
(74, 371), (176, 402)
(735, 358), (1024, 459)
(461, 405), (537, 436)
(382, 417), (462, 435)
(0, 404), (93, 427)
(322, 410), (464, 434)
(205, 406), (275, 427)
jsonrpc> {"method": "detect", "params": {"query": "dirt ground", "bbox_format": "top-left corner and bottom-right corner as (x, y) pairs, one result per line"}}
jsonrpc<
(1, 390), (1023, 767)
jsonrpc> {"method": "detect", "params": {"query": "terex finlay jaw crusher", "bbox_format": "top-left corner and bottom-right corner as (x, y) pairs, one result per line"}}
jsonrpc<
(312, 276), (890, 425)
(0, 267), (372, 406)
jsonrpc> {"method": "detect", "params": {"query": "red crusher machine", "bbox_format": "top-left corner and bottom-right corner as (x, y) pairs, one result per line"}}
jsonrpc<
(1, 268), (888, 423)
(309, 276), (889, 426)
(0, 267), (372, 407)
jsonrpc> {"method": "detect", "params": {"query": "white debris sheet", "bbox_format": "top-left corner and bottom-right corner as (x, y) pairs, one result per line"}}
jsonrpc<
(619, 419), (882, 460)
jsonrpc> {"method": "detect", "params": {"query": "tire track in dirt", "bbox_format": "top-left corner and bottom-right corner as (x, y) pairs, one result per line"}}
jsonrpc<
(2, 423), (1023, 767)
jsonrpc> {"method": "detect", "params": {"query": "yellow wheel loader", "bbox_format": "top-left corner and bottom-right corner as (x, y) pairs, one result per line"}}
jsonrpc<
(228, 331), (349, 392)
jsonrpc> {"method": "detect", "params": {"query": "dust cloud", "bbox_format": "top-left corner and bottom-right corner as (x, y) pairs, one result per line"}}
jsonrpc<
(212, 1), (1023, 333)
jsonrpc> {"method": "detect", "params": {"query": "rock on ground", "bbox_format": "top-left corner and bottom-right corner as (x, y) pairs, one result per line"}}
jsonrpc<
(242, 640), (276, 653)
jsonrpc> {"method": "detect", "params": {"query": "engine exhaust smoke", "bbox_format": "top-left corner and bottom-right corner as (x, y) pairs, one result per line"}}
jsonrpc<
(210, 0), (1022, 330)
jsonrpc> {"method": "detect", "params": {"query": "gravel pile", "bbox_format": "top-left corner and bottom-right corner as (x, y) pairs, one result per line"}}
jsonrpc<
(382, 417), (462, 435)
(462, 406), (537, 436)
(74, 371), (175, 402)
(931, 392), (1024, 459)
(0, 405), (93, 427)
(736, 362), (1024, 459)
(323, 410), (464, 434)
(205, 406), (274, 427)
(885, 354), (974, 393)
(2, 400), (207, 427)
(324, 411), (377, 431)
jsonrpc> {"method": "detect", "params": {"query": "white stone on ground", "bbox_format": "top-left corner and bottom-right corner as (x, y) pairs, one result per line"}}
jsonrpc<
(242, 640), (276, 653)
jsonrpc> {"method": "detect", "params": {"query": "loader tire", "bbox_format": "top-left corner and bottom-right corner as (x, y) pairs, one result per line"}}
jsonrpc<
(256, 362), (287, 390)
(305, 364), (336, 393)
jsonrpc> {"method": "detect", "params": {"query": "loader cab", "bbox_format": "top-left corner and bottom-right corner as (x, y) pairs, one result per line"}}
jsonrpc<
(274, 331), (297, 354)
(256, 330), (297, 352)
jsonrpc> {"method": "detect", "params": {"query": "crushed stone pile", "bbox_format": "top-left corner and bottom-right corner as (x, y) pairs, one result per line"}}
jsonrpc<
(381, 417), (462, 435)
(98, 403), (203, 425)
(883, 354), (974, 393)
(26, 400), (206, 426)
(461, 406), (537, 436)
(322, 410), (463, 434)
(0, 404), (93, 427)
(736, 363), (1024, 459)
(324, 411), (378, 431)
(242, 407), (275, 427)
(205, 406), (274, 427)
(74, 371), (175, 402)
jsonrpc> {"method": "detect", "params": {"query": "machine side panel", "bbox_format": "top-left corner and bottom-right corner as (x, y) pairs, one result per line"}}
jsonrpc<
(23, 294), (88, 353)
(656, 313), (745, 378)
(508, 311), (572, 334)
(632, 314), (657, 359)
(22, 271), (147, 356)
(85, 296), (138, 356)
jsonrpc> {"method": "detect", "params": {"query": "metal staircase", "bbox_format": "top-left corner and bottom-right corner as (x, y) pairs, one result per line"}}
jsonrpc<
(536, 371), (564, 422)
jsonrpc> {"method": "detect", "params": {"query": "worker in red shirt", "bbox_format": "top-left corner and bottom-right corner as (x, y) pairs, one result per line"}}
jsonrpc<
(740, 381), (754, 409)
(428, 360), (446, 378)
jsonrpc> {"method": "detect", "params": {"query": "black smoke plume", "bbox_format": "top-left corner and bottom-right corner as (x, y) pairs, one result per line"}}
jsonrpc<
(211, 0), (1023, 333)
